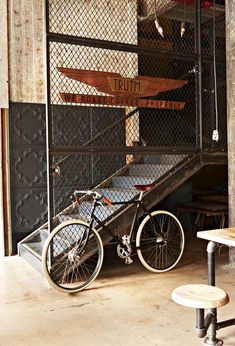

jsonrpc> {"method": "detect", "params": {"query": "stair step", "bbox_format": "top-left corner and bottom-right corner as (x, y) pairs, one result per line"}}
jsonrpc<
(143, 154), (186, 164)
(57, 213), (80, 223)
(19, 229), (48, 251)
(19, 244), (43, 274)
(18, 229), (48, 274)
(58, 188), (135, 226)
(97, 188), (137, 202)
(112, 176), (154, 189)
(76, 201), (122, 222)
(129, 164), (173, 177)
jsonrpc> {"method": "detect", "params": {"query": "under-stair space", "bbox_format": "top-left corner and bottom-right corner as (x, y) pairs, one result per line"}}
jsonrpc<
(18, 152), (210, 274)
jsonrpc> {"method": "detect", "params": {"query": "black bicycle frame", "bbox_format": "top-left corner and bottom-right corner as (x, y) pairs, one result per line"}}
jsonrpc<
(87, 196), (150, 246)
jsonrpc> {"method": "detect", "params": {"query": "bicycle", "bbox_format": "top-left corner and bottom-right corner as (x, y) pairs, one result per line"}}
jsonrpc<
(42, 183), (185, 293)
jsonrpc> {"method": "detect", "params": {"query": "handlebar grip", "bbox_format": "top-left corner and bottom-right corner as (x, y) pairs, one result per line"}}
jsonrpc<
(102, 196), (113, 207)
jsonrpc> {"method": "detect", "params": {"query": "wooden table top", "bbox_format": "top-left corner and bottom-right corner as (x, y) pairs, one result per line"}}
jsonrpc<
(197, 228), (235, 247)
(177, 201), (228, 212)
(198, 195), (228, 204)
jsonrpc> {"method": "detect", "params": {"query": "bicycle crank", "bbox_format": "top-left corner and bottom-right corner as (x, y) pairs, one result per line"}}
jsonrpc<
(117, 235), (133, 264)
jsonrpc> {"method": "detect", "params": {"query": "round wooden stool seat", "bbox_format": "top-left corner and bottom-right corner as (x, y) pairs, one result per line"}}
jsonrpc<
(172, 284), (229, 309)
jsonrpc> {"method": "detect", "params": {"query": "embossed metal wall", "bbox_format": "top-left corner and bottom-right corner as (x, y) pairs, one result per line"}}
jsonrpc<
(9, 103), (47, 252)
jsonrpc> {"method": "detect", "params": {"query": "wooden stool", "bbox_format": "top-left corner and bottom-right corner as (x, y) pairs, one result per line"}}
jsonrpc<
(172, 284), (229, 309)
(172, 284), (229, 345)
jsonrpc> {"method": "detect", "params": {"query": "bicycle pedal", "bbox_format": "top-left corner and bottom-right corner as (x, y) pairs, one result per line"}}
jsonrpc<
(125, 257), (133, 265)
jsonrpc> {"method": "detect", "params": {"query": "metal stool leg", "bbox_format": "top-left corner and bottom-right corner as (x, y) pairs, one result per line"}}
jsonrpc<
(203, 308), (223, 346)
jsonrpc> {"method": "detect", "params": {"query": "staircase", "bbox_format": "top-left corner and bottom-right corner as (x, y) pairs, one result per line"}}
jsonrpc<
(18, 152), (206, 274)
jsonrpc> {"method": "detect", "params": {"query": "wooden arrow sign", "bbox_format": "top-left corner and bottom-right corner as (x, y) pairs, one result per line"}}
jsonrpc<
(58, 68), (187, 96)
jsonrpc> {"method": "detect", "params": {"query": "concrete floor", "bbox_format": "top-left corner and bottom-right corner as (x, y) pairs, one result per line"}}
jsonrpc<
(1, 234), (235, 346)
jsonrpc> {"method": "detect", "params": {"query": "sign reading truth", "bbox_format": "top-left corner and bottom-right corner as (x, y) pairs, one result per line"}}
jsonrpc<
(57, 67), (187, 110)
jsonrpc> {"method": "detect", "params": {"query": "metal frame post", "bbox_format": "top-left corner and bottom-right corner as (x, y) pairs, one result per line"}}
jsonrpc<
(44, 0), (54, 234)
(195, 0), (203, 150)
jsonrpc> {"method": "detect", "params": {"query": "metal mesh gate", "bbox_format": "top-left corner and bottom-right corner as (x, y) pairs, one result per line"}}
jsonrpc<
(45, 0), (226, 228)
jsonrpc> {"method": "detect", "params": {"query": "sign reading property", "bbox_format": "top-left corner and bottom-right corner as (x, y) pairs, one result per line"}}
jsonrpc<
(60, 93), (185, 110)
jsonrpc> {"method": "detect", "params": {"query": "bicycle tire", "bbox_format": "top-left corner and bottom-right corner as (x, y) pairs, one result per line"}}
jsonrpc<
(136, 210), (184, 273)
(42, 219), (104, 293)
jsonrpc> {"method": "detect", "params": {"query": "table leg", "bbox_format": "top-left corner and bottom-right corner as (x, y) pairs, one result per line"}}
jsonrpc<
(207, 241), (217, 286)
(205, 241), (223, 346)
(219, 214), (225, 229)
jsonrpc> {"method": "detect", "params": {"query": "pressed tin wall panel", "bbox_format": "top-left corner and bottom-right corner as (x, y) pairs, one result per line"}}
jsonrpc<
(13, 148), (47, 187)
(13, 190), (48, 230)
(9, 103), (47, 253)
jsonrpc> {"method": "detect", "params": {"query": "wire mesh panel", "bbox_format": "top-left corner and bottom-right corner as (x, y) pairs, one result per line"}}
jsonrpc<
(199, 5), (226, 150)
(51, 152), (188, 221)
(45, 0), (227, 227)
(52, 152), (126, 215)
(138, 1), (195, 55)
(48, 0), (138, 44)
(200, 9), (225, 58)
(49, 41), (196, 147)
(201, 62), (227, 150)
(49, 42), (139, 105)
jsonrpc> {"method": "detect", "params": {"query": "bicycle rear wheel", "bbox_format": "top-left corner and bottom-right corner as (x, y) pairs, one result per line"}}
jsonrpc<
(136, 211), (184, 272)
(42, 219), (104, 293)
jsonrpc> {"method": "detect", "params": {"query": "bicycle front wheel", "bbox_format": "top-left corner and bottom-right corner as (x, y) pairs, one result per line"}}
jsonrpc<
(136, 211), (184, 273)
(42, 219), (104, 293)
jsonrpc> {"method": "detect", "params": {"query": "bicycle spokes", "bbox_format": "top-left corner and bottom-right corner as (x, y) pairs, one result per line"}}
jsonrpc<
(136, 211), (184, 272)
(42, 221), (104, 293)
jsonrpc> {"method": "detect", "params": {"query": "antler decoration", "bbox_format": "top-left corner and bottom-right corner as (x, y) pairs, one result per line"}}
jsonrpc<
(180, 0), (186, 37)
(154, 0), (164, 37)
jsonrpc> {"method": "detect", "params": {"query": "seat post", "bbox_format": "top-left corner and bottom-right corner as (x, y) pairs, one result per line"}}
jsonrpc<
(138, 191), (143, 201)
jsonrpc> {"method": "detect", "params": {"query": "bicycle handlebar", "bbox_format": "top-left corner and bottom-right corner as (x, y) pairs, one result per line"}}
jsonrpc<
(73, 190), (113, 207)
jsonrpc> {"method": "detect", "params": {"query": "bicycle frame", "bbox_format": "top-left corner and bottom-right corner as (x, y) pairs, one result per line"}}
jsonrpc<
(86, 192), (150, 247)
